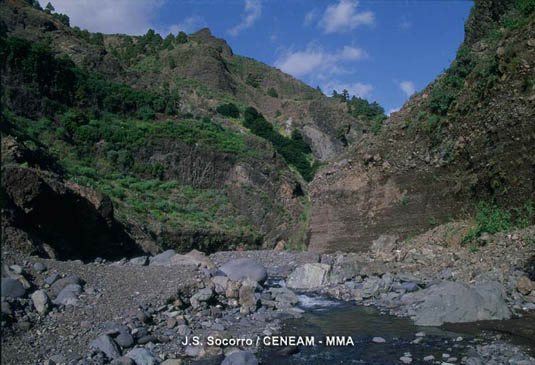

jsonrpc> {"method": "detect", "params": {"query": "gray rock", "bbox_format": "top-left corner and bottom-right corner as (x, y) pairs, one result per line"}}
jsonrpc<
(1, 278), (26, 298)
(423, 355), (435, 361)
(53, 284), (82, 306)
(33, 262), (46, 272)
(149, 250), (176, 265)
(9, 265), (23, 274)
(177, 324), (191, 336)
(372, 337), (386, 343)
(138, 335), (158, 344)
(371, 235), (398, 260)
(111, 356), (136, 365)
(1, 300), (12, 315)
(45, 273), (61, 286)
(115, 332), (134, 348)
(125, 348), (160, 365)
(410, 281), (511, 326)
(269, 287), (298, 309)
(398, 282), (420, 293)
(31, 290), (50, 315)
(361, 276), (382, 298)
(212, 275), (229, 294)
(190, 287), (213, 309)
(48, 354), (67, 364)
(50, 276), (85, 297)
(221, 351), (258, 365)
(287, 263), (331, 289)
(400, 356), (413, 364)
(219, 259), (267, 284)
(239, 279), (258, 314)
(89, 334), (121, 360)
(129, 256), (148, 266)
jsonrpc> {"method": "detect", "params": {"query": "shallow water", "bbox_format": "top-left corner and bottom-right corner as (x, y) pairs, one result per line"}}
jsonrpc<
(260, 295), (473, 365)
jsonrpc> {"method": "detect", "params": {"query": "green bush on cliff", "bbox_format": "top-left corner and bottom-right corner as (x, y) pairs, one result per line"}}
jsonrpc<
(463, 200), (535, 244)
(243, 107), (318, 181)
(216, 103), (240, 118)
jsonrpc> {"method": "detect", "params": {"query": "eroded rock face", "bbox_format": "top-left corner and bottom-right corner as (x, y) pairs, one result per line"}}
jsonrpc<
(1, 167), (137, 259)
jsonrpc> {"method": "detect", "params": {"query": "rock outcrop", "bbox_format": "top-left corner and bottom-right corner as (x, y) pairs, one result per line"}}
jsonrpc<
(308, 0), (535, 253)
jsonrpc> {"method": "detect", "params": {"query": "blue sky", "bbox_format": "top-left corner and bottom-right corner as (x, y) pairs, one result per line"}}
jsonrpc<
(43, 0), (474, 114)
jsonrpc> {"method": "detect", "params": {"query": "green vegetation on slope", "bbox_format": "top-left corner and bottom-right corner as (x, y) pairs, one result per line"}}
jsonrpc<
(243, 107), (320, 182)
(1, 36), (266, 244)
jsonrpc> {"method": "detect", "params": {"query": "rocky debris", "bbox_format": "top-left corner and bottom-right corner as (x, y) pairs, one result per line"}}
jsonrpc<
(49, 275), (85, 297)
(239, 279), (259, 314)
(149, 250), (176, 265)
(190, 288), (213, 309)
(125, 348), (160, 364)
(287, 263), (331, 289)
(53, 284), (83, 306)
(33, 262), (46, 272)
(268, 287), (298, 309)
(30, 290), (50, 315)
(130, 256), (149, 266)
(516, 276), (534, 295)
(219, 259), (267, 283)
(408, 281), (511, 326)
(1, 278), (26, 298)
(221, 351), (258, 365)
(371, 235), (399, 261)
(90, 334), (121, 360)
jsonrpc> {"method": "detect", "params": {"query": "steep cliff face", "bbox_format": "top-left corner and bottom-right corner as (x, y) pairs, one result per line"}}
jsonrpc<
(308, 0), (535, 253)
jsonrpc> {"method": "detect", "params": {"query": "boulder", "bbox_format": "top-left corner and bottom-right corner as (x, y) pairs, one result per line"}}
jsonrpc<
(129, 256), (148, 266)
(115, 332), (134, 348)
(219, 259), (267, 284)
(53, 284), (82, 306)
(221, 351), (258, 365)
(1, 278), (26, 298)
(50, 276), (85, 297)
(31, 289), (50, 315)
(287, 263), (331, 289)
(212, 275), (229, 294)
(516, 276), (534, 295)
(89, 334), (121, 360)
(125, 348), (160, 365)
(269, 287), (299, 309)
(190, 287), (213, 309)
(410, 281), (511, 326)
(149, 250), (176, 265)
(239, 279), (258, 314)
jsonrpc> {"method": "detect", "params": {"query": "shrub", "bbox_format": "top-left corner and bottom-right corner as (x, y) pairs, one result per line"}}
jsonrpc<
(216, 103), (240, 118)
(267, 88), (278, 98)
(463, 200), (534, 243)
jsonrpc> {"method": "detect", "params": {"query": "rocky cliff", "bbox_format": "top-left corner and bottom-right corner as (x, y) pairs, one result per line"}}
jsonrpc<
(308, 0), (535, 253)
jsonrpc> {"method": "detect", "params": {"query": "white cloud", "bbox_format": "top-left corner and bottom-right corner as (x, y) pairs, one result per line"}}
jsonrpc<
(304, 8), (319, 26)
(228, 0), (262, 36)
(160, 16), (206, 36)
(274, 44), (367, 77)
(318, 0), (374, 34)
(322, 81), (373, 98)
(40, 0), (161, 35)
(40, 0), (205, 36)
(400, 81), (416, 97)
(387, 107), (400, 116)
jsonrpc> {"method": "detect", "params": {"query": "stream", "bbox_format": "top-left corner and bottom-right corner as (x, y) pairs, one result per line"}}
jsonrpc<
(258, 280), (480, 364)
